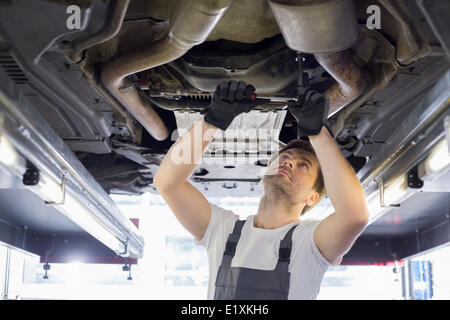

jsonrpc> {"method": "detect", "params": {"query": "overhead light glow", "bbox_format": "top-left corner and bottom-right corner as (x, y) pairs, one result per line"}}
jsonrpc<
(383, 175), (408, 206)
(38, 173), (65, 204)
(59, 192), (125, 254)
(32, 173), (126, 254)
(0, 135), (19, 168)
(425, 138), (449, 174)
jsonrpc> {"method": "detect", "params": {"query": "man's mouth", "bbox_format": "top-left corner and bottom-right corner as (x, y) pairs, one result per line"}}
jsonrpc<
(277, 167), (291, 180)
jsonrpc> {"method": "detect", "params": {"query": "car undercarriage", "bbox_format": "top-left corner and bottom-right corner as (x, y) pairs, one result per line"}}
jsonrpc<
(0, 0), (449, 265)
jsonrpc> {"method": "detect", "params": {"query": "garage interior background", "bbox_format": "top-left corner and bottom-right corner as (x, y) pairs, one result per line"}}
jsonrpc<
(1, 193), (449, 300)
(0, 0), (449, 300)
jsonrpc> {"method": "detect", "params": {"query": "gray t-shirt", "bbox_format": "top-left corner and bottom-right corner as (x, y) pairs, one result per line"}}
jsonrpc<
(196, 203), (342, 300)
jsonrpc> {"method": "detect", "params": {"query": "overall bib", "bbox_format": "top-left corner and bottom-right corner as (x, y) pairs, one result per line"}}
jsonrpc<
(214, 219), (298, 300)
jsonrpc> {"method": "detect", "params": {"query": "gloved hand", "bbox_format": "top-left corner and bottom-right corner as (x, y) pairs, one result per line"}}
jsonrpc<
(201, 80), (257, 131)
(287, 87), (331, 138)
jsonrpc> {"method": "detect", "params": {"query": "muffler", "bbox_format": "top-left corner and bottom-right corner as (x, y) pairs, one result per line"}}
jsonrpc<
(268, 0), (367, 117)
(268, 0), (359, 54)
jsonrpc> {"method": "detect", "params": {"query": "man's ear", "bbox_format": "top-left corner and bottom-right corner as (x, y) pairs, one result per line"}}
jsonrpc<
(305, 191), (319, 206)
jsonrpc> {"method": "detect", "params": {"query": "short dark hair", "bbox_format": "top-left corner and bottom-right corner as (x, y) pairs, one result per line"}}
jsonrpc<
(277, 139), (326, 216)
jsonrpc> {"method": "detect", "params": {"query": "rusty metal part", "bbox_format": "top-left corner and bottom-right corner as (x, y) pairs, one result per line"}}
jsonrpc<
(84, 75), (141, 143)
(70, 0), (130, 63)
(206, 0), (280, 43)
(130, 0), (280, 44)
(101, 0), (232, 141)
(315, 50), (369, 117)
(145, 35), (300, 95)
(268, 0), (359, 53)
(333, 26), (399, 136)
(168, 47), (297, 94)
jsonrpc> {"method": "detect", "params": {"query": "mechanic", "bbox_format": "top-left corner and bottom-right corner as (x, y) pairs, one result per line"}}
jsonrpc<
(154, 80), (369, 300)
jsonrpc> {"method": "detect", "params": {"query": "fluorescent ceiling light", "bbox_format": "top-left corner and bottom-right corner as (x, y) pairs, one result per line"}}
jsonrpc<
(383, 175), (408, 206)
(60, 193), (125, 254)
(368, 134), (449, 223)
(38, 173), (65, 204)
(0, 112), (137, 257)
(0, 135), (19, 168)
(425, 138), (449, 174)
(31, 173), (126, 254)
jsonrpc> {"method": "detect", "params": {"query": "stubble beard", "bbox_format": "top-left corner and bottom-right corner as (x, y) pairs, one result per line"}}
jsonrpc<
(262, 174), (297, 206)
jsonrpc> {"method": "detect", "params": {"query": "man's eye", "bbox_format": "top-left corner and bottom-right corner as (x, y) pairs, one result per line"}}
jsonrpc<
(298, 162), (307, 168)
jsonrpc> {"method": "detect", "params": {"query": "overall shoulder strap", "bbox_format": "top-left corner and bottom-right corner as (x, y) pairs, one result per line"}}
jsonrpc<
(278, 223), (299, 263)
(224, 219), (245, 257)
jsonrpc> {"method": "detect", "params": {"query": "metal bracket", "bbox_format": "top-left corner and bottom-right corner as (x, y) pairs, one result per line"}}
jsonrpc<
(116, 239), (128, 256)
(22, 160), (40, 186)
(43, 262), (51, 280)
(45, 174), (68, 206)
(122, 260), (133, 281)
(379, 178), (401, 208)
(407, 166), (424, 189)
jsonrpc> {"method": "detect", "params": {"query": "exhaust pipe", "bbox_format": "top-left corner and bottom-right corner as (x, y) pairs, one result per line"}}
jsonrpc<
(268, 0), (367, 116)
(268, 0), (359, 54)
(70, 0), (131, 63)
(315, 50), (368, 117)
(101, 0), (232, 141)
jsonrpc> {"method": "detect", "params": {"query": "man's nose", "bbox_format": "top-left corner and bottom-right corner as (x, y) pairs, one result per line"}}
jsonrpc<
(282, 158), (293, 169)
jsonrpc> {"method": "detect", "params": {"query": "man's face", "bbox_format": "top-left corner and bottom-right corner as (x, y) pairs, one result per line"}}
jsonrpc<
(262, 148), (320, 207)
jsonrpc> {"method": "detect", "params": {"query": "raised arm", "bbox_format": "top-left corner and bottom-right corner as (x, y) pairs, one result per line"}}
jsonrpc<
(154, 80), (257, 242)
(288, 88), (369, 265)
(310, 126), (369, 264)
(154, 119), (218, 242)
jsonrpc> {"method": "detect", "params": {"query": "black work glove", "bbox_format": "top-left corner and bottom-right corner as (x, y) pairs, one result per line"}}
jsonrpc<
(201, 80), (257, 131)
(287, 87), (331, 138)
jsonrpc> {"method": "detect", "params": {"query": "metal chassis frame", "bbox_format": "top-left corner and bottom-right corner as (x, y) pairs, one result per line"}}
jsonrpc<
(343, 71), (450, 264)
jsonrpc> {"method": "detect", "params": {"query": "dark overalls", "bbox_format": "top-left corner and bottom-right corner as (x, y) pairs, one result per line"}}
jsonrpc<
(214, 219), (298, 300)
